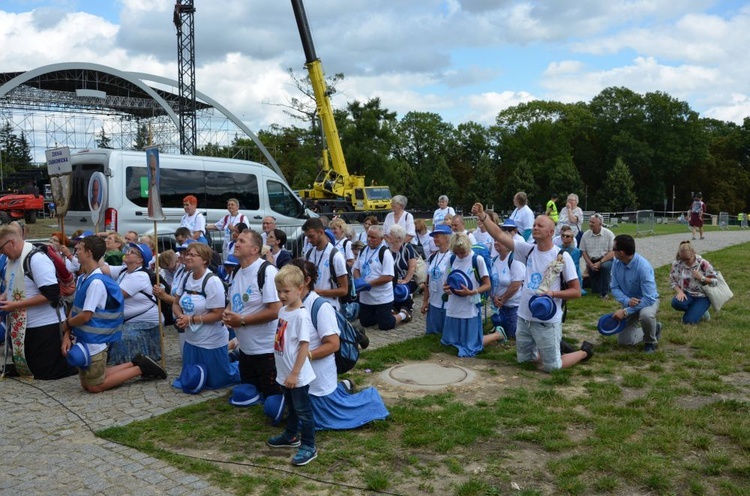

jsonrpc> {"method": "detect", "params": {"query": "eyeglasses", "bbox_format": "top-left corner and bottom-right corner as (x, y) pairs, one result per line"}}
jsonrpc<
(183, 252), (196, 257)
(126, 250), (141, 257)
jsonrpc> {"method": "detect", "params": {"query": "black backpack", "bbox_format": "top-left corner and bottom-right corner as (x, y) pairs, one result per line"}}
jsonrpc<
(306, 245), (357, 304)
(309, 296), (365, 373)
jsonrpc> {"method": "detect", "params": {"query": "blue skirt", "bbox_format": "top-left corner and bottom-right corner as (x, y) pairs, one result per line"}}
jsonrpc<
(172, 342), (240, 390)
(310, 382), (389, 431)
(108, 322), (161, 365)
(425, 304), (446, 335)
(441, 315), (483, 357)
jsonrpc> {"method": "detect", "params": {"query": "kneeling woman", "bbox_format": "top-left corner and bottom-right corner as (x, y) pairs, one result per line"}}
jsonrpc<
(292, 259), (389, 430)
(441, 233), (500, 357)
(669, 240), (717, 324)
(172, 243), (240, 390)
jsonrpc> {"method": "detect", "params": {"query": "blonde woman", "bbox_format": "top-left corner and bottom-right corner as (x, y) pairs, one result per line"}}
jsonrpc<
(669, 240), (717, 324)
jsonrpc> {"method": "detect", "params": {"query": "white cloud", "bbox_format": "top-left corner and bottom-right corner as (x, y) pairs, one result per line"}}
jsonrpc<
(464, 90), (536, 124)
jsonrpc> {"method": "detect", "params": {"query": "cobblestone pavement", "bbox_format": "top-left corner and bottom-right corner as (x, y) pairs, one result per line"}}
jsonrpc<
(1, 229), (747, 494)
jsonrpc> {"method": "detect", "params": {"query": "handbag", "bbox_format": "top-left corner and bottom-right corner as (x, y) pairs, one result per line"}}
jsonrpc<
(703, 271), (733, 312)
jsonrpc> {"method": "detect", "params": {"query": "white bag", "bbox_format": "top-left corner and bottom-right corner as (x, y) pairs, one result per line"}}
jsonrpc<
(703, 271), (733, 312)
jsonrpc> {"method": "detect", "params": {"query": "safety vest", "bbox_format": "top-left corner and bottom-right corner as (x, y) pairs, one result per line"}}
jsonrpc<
(547, 199), (559, 222)
(71, 273), (124, 344)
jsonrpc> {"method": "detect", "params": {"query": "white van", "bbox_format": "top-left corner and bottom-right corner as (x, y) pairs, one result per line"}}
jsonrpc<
(65, 149), (311, 252)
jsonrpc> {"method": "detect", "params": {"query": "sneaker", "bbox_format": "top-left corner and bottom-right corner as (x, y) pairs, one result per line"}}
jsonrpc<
(643, 343), (657, 354)
(340, 379), (355, 394)
(267, 434), (301, 448)
(291, 446), (318, 466)
(400, 310), (412, 324)
(560, 340), (578, 355)
(354, 324), (369, 350)
(138, 355), (167, 379)
(700, 236), (705, 240)
(702, 311), (711, 322)
(580, 341), (594, 361)
(131, 353), (144, 367)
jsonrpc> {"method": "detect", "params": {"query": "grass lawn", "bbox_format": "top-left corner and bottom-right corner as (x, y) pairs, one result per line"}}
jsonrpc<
(99, 242), (750, 496)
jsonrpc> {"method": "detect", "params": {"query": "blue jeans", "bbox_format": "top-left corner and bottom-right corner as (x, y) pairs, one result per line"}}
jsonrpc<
(589, 260), (613, 297)
(282, 384), (315, 449)
(671, 293), (711, 324)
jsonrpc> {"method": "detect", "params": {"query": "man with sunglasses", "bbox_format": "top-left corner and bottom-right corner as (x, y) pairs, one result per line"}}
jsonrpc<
(610, 235), (662, 353)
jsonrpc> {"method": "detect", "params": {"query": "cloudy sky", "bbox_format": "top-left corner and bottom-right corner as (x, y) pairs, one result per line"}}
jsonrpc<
(1, 0), (749, 132)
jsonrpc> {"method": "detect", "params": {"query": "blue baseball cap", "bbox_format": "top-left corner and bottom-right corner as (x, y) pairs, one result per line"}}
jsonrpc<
(127, 242), (153, 267)
(430, 224), (452, 237)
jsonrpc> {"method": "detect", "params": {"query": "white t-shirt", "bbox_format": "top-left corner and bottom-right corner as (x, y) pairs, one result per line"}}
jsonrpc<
(9, 249), (63, 328)
(174, 271), (228, 349)
(305, 242), (347, 311)
(181, 211), (206, 236)
(110, 266), (159, 324)
(383, 211), (416, 239)
(433, 206), (455, 226)
(514, 241), (578, 323)
(229, 259), (280, 355)
(492, 254), (525, 308)
(510, 206), (535, 237)
(334, 237), (354, 262)
(411, 231), (435, 260)
(445, 253), (488, 319)
(79, 269), (109, 356)
(353, 245), (394, 305)
(214, 212), (248, 259)
(274, 306), (316, 387)
(305, 292), (339, 397)
(472, 229), (493, 254)
(426, 250), (451, 308)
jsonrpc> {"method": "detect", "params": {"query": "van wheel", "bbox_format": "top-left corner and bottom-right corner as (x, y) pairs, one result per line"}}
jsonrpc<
(0, 211), (10, 225)
(25, 210), (37, 224)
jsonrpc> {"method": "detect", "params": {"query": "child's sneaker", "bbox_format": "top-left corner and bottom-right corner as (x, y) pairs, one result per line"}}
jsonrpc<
(291, 446), (318, 466)
(267, 434), (301, 448)
(138, 355), (167, 379)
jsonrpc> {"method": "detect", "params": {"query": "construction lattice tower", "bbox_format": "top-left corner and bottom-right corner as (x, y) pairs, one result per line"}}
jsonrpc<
(173, 0), (197, 155)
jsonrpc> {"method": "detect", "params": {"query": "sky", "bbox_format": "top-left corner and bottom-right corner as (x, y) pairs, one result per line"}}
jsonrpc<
(1, 0), (750, 133)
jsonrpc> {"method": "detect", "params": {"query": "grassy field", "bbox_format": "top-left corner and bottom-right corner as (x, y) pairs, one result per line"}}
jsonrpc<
(98, 242), (750, 495)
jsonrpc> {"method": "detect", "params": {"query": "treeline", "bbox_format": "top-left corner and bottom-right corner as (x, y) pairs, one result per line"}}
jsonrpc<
(200, 86), (750, 214)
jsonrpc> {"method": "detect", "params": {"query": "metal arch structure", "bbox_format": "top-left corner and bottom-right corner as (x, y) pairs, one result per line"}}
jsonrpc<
(0, 62), (287, 181)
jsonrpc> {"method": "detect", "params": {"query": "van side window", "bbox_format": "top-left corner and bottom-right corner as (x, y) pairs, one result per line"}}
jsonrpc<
(205, 171), (259, 211)
(71, 163), (104, 211)
(267, 180), (303, 218)
(126, 166), (206, 208)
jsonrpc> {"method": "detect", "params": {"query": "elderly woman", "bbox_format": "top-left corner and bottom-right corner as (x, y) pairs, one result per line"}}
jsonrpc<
(207, 198), (248, 261)
(264, 228), (292, 269)
(103, 232), (125, 266)
(556, 193), (584, 244)
(669, 240), (718, 324)
(490, 238), (525, 339)
(383, 195), (415, 244)
(509, 192), (535, 241)
(441, 233), (500, 356)
(420, 224), (452, 335)
(291, 259), (389, 430)
(105, 243), (161, 365)
(389, 224), (418, 314)
(172, 242), (239, 390)
(180, 195), (208, 244)
(433, 195), (456, 227)
(412, 218), (434, 260)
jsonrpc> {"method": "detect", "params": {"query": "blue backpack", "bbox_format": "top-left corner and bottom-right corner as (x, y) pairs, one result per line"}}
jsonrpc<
(449, 244), (496, 308)
(309, 297), (363, 374)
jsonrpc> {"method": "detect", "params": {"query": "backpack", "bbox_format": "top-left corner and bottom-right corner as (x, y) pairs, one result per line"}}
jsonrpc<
(23, 243), (75, 307)
(306, 245), (357, 304)
(309, 296), (364, 374)
(691, 200), (703, 214)
(449, 244), (495, 308)
(229, 260), (271, 295)
(130, 267), (174, 326)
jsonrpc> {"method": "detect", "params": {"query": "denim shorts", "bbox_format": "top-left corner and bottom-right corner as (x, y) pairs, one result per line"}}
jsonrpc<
(516, 317), (562, 372)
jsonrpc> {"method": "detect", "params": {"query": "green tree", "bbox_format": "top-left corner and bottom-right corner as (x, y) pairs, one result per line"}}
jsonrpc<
(132, 123), (149, 150)
(96, 127), (113, 149)
(598, 157), (638, 212)
(465, 155), (497, 208)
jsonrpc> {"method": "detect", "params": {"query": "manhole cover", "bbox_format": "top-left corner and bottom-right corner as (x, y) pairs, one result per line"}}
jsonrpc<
(381, 363), (476, 390)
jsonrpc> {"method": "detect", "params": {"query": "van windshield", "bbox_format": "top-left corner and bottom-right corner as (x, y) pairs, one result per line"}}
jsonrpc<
(70, 162), (104, 211)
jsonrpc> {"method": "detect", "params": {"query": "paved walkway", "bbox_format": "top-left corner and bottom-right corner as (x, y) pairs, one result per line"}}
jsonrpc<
(1, 230), (747, 494)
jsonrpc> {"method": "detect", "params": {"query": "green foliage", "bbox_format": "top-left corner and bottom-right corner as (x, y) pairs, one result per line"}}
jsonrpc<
(598, 157), (638, 211)
(96, 127), (113, 149)
(0, 121), (33, 172)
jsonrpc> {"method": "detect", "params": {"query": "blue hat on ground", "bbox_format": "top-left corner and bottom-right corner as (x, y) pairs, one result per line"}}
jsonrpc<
(73, 230), (95, 240)
(393, 283), (410, 302)
(430, 224), (452, 237)
(127, 242), (153, 268)
(66, 342), (91, 369)
(500, 219), (517, 229)
(528, 294), (556, 321)
(180, 363), (207, 394)
(224, 254), (240, 266)
(447, 270), (473, 294)
(263, 394), (286, 425)
(324, 229), (336, 245)
(354, 278), (371, 293)
(176, 239), (197, 251)
(597, 313), (627, 336)
(229, 384), (262, 407)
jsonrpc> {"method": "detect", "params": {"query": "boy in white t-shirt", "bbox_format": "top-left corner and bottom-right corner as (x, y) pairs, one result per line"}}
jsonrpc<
(267, 265), (318, 466)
